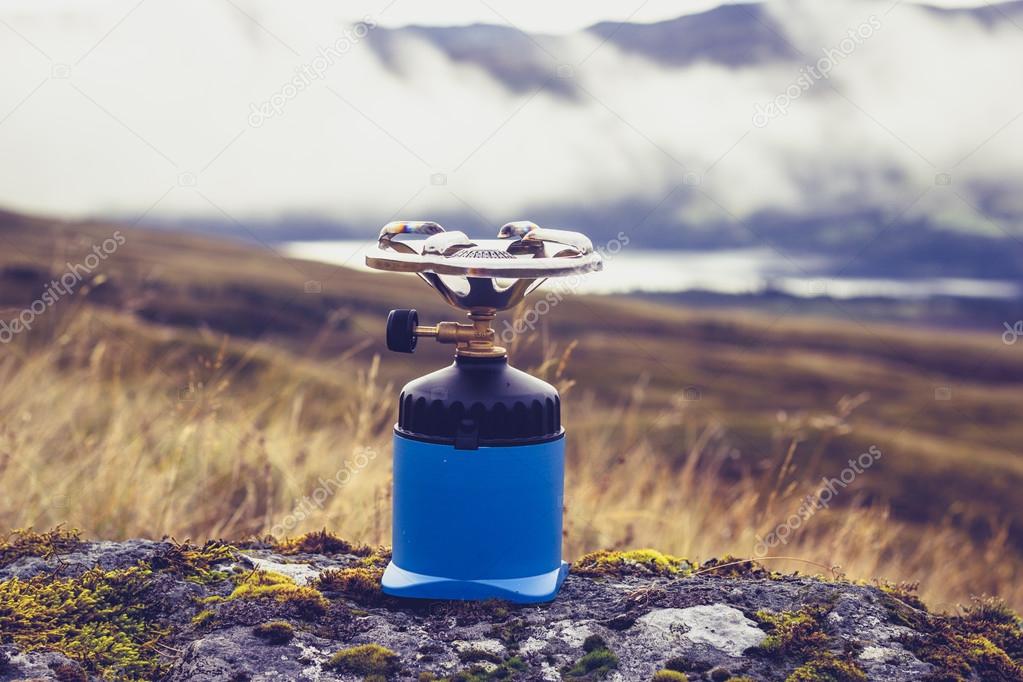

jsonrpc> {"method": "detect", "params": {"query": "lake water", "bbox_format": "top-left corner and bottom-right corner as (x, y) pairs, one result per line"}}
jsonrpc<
(284, 240), (1021, 300)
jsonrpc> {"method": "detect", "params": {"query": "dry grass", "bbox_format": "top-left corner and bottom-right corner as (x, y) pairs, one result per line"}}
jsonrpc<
(1, 304), (1020, 612)
(3, 213), (1023, 613)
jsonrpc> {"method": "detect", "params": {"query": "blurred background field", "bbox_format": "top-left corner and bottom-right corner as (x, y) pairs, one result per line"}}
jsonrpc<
(2, 211), (1022, 612)
(3, 0), (1023, 615)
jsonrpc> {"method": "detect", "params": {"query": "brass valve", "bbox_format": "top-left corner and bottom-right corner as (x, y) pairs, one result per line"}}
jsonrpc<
(387, 308), (506, 358)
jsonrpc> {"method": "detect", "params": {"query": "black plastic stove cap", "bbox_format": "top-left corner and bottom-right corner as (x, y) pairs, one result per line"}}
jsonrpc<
(395, 355), (562, 450)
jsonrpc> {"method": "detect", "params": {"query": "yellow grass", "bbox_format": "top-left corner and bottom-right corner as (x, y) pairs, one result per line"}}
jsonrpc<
(1, 305), (1019, 612)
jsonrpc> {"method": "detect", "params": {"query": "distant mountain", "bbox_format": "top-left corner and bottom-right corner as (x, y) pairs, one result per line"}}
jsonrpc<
(366, 24), (574, 96)
(587, 4), (797, 67)
(366, 4), (799, 97)
(923, 0), (1023, 24)
(366, 1), (1023, 92)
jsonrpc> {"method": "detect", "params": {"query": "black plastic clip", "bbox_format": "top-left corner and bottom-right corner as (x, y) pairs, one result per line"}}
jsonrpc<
(454, 418), (480, 450)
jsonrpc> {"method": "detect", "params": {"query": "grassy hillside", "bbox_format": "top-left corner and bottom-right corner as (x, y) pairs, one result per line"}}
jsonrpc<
(2, 209), (1022, 610)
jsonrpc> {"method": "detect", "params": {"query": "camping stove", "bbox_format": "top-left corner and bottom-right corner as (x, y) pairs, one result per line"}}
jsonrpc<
(366, 220), (602, 603)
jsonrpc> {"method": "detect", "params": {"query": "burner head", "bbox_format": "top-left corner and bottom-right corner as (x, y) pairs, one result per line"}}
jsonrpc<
(368, 220), (602, 358)
(366, 220), (602, 313)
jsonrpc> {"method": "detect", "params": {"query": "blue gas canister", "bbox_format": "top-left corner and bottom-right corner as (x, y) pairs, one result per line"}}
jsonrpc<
(385, 354), (567, 602)
(364, 220), (602, 603)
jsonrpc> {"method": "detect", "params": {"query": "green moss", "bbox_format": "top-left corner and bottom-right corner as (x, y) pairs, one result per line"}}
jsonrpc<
(326, 643), (400, 678)
(563, 638), (619, 680)
(457, 648), (503, 664)
(662, 656), (691, 673)
(420, 598), (514, 626)
(0, 531), (245, 680)
(191, 608), (217, 627)
(696, 555), (774, 579)
(882, 593), (929, 631)
(582, 634), (607, 653)
(503, 656), (526, 673)
(443, 655), (528, 681)
(0, 565), (167, 680)
(51, 663), (89, 681)
(572, 549), (692, 577)
(573, 549), (778, 580)
(966, 635), (1020, 674)
(211, 570), (327, 619)
(652, 670), (689, 681)
(358, 547), (393, 568)
(785, 651), (867, 682)
(874, 579), (928, 611)
(489, 618), (530, 650)
(960, 597), (1023, 661)
(0, 527), (82, 568)
(754, 606), (831, 656)
(253, 620), (295, 644)
(274, 529), (372, 557)
(899, 598), (1023, 680)
(149, 539), (236, 585)
(313, 566), (384, 603)
(752, 605), (868, 682)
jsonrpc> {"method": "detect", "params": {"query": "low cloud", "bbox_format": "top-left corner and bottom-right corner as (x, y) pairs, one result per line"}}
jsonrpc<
(0, 0), (1020, 241)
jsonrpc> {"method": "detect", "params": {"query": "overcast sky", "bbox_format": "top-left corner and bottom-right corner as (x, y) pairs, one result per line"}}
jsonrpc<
(0, 0), (1001, 33)
(2, 0), (1021, 232)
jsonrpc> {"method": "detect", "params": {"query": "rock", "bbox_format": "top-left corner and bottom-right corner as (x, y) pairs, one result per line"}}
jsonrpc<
(0, 538), (168, 581)
(240, 554), (324, 586)
(170, 627), (338, 682)
(1, 534), (1021, 681)
(0, 646), (84, 682)
(857, 644), (933, 680)
(635, 605), (767, 656)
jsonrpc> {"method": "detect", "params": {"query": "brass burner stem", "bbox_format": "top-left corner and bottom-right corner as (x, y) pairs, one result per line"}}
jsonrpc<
(412, 308), (506, 358)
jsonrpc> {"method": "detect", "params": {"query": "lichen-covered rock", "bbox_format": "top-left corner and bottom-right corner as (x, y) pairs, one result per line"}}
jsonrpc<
(1, 532), (1022, 681)
(635, 605), (767, 657)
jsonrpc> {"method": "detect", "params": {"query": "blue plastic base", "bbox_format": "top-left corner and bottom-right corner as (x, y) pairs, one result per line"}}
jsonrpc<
(381, 560), (569, 604)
